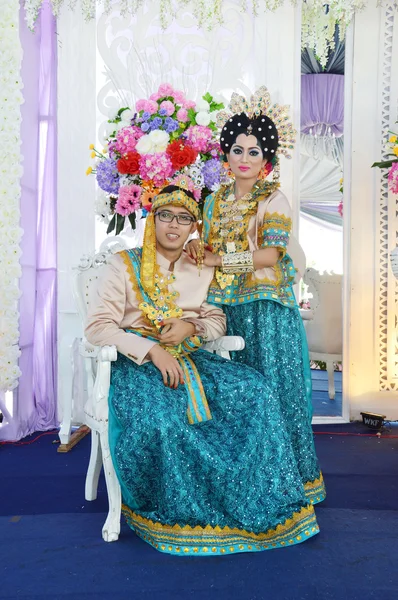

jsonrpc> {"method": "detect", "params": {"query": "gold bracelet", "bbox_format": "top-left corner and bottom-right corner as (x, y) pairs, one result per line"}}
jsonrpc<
(221, 251), (254, 273)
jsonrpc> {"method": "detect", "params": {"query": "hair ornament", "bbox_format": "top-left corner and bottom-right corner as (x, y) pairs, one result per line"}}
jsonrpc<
(217, 86), (296, 159)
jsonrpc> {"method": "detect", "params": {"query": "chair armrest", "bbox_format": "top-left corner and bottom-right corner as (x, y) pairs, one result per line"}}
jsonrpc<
(81, 339), (117, 424)
(79, 338), (117, 362)
(203, 336), (245, 353)
(299, 308), (314, 321)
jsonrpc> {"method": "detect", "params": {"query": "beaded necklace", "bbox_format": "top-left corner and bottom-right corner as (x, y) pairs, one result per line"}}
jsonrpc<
(209, 180), (278, 255)
(208, 180), (278, 289)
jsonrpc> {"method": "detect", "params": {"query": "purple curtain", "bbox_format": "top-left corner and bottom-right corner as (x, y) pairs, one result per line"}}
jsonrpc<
(1, 1), (58, 441)
(301, 74), (344, 137)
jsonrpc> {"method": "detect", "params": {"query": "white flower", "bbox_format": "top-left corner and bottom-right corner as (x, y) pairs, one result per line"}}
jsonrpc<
(136, 134), (154, 154)
(195, 111), (211, 126)
(94, 192), (112, 218)
(0, 0), (23, 391)
(148, 130), (170, 152)
(108, 107), (119, 120)
(104, 122), (117, 137)
(196, 98), (210, 112)
(120, 109), (134, 123)
(210, 110), (219, 122)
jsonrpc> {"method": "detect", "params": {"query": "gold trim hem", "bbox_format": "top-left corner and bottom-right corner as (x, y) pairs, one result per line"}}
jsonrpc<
(122, 503), (319, 556)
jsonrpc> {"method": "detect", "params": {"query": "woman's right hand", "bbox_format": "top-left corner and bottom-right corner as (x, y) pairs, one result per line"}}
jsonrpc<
(147, 345), (184, 388)
(185, 239), (200, 260)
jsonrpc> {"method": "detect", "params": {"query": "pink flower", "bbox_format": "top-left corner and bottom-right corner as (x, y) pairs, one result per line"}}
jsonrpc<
(139, 152), (174, 187)
(136, 99), (146, 111)
(172, 90), (186, 105)
(115, 185), (142, 216)
(146, 100), (159, 115)
(158, 83), (174, 97)
(185, 125), (212, 153)
(149, 92), (161, 102)
(115, 126), (144, 155)
(388, 162), (398, 195)
(176, 108), (189, 122)
(160, 100), (175, 116)
(338, 200), (343, 217)
(183, 100), (196, 110)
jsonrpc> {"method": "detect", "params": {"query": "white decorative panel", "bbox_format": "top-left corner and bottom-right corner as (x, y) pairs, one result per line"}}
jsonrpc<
(378, 3), (398, 388)
(95, 1), (300, 221)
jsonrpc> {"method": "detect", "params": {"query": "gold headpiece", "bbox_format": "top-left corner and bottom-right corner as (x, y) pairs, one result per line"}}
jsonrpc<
(216, 86), (296, 159)
(141, 189), (201, 295)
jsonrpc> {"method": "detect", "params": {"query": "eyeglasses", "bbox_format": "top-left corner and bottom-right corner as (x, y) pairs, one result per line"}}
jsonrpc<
(155, 210), (195, 226)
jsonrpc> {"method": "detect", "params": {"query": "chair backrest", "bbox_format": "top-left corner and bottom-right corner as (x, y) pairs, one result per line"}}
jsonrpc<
(72, 236), (127, 328)
(302, 268), (343, 355)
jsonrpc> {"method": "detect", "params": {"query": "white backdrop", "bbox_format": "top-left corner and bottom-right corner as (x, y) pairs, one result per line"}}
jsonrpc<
(57, 1), (302, 422)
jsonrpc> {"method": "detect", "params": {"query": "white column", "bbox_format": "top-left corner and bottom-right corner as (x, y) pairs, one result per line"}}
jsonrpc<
(345, 3), (398, 419)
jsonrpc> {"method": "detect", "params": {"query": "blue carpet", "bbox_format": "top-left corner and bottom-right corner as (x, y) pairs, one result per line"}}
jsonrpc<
(1, 426), (397, 600)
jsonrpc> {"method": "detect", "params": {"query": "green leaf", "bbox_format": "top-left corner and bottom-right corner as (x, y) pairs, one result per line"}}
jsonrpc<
(210, 102), (224, 112)
(115, 213), (125, 235)
(371, 160), (394, 169)
(106, 214), (116, 234)
(117, 107), (130, 116)
(187, 108), (197, 123)
(203, 92), (213, 103)
(128, 213), (136, 230)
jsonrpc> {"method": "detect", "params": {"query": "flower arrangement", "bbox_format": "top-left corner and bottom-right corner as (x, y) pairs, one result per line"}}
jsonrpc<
(88, 84), (228, 234)
(372, 128), (398, 195)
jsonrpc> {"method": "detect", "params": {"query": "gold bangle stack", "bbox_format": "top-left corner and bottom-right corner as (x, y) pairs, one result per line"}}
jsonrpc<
(221, 251), (254, 273)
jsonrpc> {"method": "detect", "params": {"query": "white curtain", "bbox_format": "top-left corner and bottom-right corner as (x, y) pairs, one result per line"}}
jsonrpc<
(300, 154), (342, 228)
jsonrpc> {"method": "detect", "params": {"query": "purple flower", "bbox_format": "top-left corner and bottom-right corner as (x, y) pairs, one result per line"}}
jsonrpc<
(164, 117), (179, 133)
(201, 158), (222, 189)
(141, 122), (150, 132)
(149, 117), (163, 131)
(159, 108), (167, 116)
(142, 111), (151, 121)
(96, 158), (120, 194)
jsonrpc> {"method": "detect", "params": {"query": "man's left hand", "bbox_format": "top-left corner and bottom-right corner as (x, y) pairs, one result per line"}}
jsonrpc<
(159, 318), (196, 346)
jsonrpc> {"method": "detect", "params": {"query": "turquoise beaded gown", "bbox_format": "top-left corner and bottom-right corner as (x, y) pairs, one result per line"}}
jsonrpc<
(109, 350), (319, 556)
(203, 183), (326, 504)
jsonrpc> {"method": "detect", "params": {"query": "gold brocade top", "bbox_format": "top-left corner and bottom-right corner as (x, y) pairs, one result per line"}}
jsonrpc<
(203, 182), (297, 308)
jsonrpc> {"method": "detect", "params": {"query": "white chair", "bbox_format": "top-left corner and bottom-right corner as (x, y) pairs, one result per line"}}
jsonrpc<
(72, 238), (245, 542)
(302, 268), (343, 400)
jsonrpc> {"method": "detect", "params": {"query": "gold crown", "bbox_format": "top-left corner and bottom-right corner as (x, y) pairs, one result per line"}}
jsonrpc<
(216, 86), (296, 159)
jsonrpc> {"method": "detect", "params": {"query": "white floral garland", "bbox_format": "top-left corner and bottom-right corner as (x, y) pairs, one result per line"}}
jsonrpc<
(23, 0), (383, 65)
(0, 0), (23, 391)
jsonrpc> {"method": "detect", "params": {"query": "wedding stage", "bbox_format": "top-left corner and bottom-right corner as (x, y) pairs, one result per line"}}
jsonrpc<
(2, 0), (398, 597)
(1, 423), (397, 600)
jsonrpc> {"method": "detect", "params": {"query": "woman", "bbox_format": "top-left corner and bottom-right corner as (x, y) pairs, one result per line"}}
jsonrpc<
(187, 87), (326, 504)
(85, 185), (320, 555)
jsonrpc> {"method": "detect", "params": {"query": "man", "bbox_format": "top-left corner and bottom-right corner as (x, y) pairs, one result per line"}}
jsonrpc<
(85, 185), (319, 556)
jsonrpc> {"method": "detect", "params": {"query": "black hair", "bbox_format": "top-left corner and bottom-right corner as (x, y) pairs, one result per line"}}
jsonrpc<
(158, 185), (196, 202)
(220, 113), (278, 162)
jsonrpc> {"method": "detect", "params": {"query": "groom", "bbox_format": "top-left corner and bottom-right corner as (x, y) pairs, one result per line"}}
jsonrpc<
(84, 185), (319, 556)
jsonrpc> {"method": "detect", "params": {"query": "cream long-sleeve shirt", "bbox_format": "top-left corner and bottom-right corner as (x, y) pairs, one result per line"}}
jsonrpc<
(85, 250), (227, 366)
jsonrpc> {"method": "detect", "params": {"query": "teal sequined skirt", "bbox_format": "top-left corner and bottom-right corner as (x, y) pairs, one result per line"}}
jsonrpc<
(224, 300), (326, 504)
(109, 351), (319, 556)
